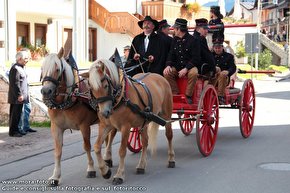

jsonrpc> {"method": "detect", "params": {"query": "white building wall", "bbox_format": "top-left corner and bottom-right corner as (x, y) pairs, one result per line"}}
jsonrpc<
(2, 0), (142, 63)
(89, 20), (133, 60)
(224, 26), (258, 53)
(7, 0), (17, 63)
(0, 0), (5, 69)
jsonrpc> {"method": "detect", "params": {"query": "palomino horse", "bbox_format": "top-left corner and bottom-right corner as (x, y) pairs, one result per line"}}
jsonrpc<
(88, 59), (175, 185)
(40, 48), (99, 186)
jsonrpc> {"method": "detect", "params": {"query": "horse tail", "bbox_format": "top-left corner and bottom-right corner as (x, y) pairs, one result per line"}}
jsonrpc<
(147, 122), (159, 156)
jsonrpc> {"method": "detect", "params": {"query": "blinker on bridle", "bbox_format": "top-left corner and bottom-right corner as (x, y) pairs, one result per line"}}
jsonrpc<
(42, 59), (65, 86)
(94, 74), (121, 105)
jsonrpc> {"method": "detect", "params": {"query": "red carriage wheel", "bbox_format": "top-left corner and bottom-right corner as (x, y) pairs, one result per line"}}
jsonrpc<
(179, 113), (195, 136)
(196, 85), (219, 157)
(239, 79), (255, 138)
(127, 127), (142, 153)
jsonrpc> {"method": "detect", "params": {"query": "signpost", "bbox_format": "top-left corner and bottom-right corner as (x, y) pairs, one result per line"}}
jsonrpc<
(245, 33), (260, 79)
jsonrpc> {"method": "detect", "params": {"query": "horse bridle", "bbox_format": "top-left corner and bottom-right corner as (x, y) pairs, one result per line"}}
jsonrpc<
(94, 74), (122, 105)
(41, 59), (65, 87)
(41, 59), (76, 109)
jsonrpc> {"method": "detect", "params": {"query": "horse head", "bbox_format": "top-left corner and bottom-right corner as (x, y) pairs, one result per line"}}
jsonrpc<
(89, 59), (120, 118)
(40, 48), (74, 103)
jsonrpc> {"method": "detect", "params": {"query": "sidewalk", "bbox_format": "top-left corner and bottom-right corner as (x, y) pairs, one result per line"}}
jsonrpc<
(0, 125), (98, 166)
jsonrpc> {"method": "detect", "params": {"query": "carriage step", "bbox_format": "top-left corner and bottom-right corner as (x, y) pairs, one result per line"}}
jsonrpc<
(229, 88), (240, 94)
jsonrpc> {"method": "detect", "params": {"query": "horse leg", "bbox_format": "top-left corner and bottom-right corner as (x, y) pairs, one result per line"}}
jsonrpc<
(165, 122), (175, 168)
(80, 125), (96, 178)
(49, 124), (64, 186)
(136, 126), (148, 174)
(94, 123), (111, 180)
(104, 128), (117, 168)
(112, 128), (129, 185)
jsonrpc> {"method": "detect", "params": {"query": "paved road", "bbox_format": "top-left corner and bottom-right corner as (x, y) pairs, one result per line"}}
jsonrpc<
(0, 78), (290, 193)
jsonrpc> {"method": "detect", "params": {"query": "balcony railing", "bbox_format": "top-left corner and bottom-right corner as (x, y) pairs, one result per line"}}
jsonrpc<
(89, 0), (142, 37)
(141, 1), (183, 21)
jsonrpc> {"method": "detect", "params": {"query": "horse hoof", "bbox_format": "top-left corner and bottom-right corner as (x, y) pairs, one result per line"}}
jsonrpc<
(102, 169), (111, 179)
(136, 168), (145, 174)
(104, 159), (113, 168)
(86, 171), (96, 178)
(112, 178), (123, 185)
(48, 179), (59, 187)
(168, 161), (175, 168)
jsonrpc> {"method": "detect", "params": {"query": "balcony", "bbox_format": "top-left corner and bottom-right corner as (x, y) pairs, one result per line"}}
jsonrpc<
(89, 0), (142, 37)
(141, 1), (183, 21)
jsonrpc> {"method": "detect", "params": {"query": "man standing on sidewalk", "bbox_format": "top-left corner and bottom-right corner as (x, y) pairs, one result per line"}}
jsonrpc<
(8, 50), (30, 137)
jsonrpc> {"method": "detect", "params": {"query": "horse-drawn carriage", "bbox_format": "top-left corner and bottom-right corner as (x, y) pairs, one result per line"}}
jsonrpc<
(128, 71), (256, 157)
(40, 48), (257, 185)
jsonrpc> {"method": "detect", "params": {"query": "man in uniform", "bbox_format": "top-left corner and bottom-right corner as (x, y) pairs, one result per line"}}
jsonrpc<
(163, 18), (201, 104)
(157, 19), (173, 55)
(208, 6), (224, 49)
(193, 18), (216, 77)
(212, 38), (236, 102)
(125, 16), (166, 76)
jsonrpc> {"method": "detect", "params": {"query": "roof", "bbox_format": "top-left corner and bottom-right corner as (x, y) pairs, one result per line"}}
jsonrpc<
(240, 2), (255, 10)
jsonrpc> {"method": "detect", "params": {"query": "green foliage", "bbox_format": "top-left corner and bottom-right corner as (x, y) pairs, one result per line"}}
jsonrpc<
(17, 43), (49, 59)
(30, 121), (51, 128)
(247, 49), (273, 70)
(268, 65), (289, 73)
(1, 121), (51, 128)
(235, 41), (246, 58)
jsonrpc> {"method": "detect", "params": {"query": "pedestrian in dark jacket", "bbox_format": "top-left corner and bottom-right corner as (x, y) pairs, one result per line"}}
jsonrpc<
(208, 6), (224, 41)
(163, 18), (201, 104)
(212, 37), (236, 98)
(8, 50), (30, 137)
(125, 16), (166, 76)
(193, 18), (216, 77)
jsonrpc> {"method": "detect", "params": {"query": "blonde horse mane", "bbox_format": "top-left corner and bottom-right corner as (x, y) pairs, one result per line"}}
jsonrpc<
(89, 59), (119, 91)
(41, 53), (74, 87)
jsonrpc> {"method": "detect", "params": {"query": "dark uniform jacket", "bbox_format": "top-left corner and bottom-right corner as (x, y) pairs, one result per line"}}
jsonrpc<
(193, 31), (216, 75)
(213, 51), (236, 77)
(166, 32), (201, 72)
(209, 18), (224, 40)
(125, 32), (166, 76)
(8, 63), (29, 104)
(157, 31), (173, 56)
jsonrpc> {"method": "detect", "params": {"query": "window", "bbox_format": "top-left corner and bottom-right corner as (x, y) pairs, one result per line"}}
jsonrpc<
(35, 24), (47, 47)
(17, 22), (30, 47)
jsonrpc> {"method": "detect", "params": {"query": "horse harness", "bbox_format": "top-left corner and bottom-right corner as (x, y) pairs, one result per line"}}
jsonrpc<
(41, 59), (98, 111)
(94, 71), (166, 127)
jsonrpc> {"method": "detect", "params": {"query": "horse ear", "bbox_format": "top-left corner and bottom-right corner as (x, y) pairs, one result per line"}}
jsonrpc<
(57, 47), (64, 59)
(80, 72), (89, 78)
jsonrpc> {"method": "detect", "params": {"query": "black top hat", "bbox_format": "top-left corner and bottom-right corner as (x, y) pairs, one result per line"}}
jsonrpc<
(138, 16), (159, 31)
(172, 18), (188, 30)
(195, 18), (209, 29)
(212, 37), (224, 46)
(210, 6), (224, 19)
(158, 19), (170, 29)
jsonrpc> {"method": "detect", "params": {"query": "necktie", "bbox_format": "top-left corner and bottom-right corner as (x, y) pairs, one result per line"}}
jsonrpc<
(144, 35), (149, 52)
